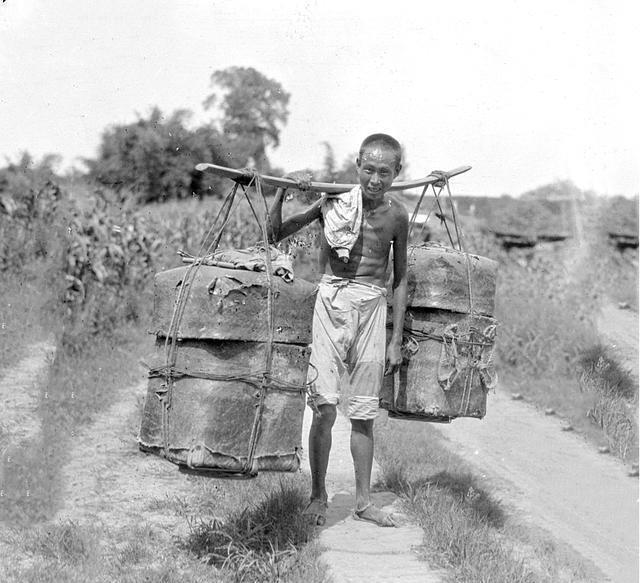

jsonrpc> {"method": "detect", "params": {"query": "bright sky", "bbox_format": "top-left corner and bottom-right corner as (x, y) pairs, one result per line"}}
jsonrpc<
(0, 0), (637, 196)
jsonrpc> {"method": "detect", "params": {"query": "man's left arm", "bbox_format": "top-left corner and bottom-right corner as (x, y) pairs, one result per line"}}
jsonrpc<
(386, 207), (409, 375)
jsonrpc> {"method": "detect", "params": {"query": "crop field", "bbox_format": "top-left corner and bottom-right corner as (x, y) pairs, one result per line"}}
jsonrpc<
(0, 164), (637, 582)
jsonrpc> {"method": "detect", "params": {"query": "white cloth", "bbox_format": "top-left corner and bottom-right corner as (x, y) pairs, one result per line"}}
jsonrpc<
(321, 185), (362, 262)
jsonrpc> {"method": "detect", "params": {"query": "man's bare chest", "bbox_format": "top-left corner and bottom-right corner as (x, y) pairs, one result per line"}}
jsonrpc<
(359, 214), (394, 257)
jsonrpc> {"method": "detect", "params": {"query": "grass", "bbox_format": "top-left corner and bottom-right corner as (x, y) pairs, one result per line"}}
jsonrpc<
(578, 345), (638, 461)
(1, 491), (329, 583)
(490, 200), (638, 462)
(1, 521), (217, 583)
(374, 417), (599, 583)
(182, 479), (326, 582)
(0, 319), (152, 525)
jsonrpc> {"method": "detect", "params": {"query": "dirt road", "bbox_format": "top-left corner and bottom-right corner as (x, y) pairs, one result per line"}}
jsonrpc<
(432, 387), (639, 583)
(53, 378), (198, 538)
(0, 339), (55, 446)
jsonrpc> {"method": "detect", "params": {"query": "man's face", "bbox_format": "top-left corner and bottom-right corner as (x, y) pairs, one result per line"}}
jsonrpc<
(356, 146), (401, 202)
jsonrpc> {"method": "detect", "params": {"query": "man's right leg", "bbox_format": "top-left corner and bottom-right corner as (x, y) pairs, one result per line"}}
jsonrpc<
(308, 403), (337, 503)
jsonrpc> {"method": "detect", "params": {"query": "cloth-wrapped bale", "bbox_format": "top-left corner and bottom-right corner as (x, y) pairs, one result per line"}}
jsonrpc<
(139, 339), (310, 474)
(383, 244), (498, 422)
(151, 265), (316, 344)
(139, 265), (316, 476)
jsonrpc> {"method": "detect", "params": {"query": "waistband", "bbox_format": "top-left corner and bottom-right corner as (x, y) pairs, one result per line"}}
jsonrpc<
(319, 274), (387, 297)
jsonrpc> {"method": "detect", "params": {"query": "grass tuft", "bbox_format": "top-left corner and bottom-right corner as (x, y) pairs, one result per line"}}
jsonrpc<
(426, 471), (506, 528)
(578, 344), (638, 461)
(184, 480), (312, 572)
(20, 520), (98, 564)
(578, 344), (636, 400)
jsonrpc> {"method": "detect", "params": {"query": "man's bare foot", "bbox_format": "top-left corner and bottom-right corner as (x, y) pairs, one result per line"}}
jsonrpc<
(353, 503), (397, 527)
(302, 498), (328, 526)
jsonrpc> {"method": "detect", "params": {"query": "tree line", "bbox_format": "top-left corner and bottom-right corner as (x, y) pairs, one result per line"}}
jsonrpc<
(2, 66), (357, 205)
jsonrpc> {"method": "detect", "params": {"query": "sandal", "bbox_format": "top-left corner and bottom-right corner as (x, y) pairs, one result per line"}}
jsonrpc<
(302, 498), (328, 526)
(353, 503), (397, 527)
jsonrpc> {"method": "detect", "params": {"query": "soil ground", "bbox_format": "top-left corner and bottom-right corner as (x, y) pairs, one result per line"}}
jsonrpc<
(432, 387), (638, 583)
(0, 301), (637, 581)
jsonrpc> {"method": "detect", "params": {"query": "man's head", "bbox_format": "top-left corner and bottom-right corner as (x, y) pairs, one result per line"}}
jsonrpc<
(356, 134), (402, 201)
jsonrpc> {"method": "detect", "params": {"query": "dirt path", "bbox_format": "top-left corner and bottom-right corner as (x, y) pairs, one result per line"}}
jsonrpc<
(0, 338), (56, 447)
(431, 388), (639, 583)
(53, 378), (199, 540)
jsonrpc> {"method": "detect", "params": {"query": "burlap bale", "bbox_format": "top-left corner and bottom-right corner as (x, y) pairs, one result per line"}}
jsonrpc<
(406, 244), (498, 316)
(151, 265), (317, 344)
(381, 309), (497, 422)
(138, 339), (311, 475)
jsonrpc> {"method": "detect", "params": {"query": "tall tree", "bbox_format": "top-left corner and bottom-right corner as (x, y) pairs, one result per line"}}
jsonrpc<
(204, 67), (290, 170)
(86, 107), (227, 202)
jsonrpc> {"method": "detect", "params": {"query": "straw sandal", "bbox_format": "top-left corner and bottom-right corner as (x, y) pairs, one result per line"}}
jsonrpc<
(302, 498), (328, 526)
(353, 503), (397, 527)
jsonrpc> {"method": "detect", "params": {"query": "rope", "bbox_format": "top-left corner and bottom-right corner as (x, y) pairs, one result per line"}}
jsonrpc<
(150, 367), (308, 393)
(408, 182), (430, 240)
(161, 183), (240, 456)
(404, 168), (488, 415)
(240, 172), (276, 475)
(159, 171), (286, 476)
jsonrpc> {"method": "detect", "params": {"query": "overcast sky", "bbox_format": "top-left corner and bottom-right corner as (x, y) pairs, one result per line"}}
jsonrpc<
(1, 0), (637, 196)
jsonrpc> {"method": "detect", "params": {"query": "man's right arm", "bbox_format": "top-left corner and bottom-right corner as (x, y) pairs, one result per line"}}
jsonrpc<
(269, 188), (323, 243)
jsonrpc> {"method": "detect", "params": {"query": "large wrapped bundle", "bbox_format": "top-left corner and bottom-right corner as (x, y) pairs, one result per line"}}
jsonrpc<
(382, 244), (498, 422)
(152, 266), (316, 344)
(139, 339), (310, 474)
(381, 309), (497, 422)
(139, 265), (316, 477)
(406, 244), (498, 316)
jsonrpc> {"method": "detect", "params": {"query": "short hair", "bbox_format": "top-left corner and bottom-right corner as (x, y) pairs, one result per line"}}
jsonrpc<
(358, 133), (402, 170)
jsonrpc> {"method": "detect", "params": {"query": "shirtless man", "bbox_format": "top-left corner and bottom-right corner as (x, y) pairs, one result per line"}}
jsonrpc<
(269, 133), (408, 527)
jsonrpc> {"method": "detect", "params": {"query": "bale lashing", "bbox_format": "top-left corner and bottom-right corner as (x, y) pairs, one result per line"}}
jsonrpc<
(406, 244), (498, 316)
(139, 263), (317, 477)
(382, 244), (498, 422)
(381, 309), (497, 422)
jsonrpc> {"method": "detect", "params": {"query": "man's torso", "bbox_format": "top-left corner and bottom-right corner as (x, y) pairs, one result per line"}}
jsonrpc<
(318, 194), (402, 286)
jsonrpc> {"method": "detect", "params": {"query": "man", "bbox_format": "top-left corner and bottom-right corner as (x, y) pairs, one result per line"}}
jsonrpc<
(269, 133), (408, 527)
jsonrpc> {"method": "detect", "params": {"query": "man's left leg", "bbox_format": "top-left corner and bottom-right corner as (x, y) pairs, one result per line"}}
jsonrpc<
(350, 417), (396, 527)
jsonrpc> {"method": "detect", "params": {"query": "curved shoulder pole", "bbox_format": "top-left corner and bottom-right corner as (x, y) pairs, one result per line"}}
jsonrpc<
(195, 163), (472, 195)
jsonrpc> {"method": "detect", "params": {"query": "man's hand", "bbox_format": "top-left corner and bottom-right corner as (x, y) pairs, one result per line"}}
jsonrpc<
(384, 341), (403, 376)
(284, 170), (313, 191)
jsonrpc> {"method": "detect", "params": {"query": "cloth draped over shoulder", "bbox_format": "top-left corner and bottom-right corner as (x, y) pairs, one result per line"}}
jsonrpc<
(321, 185), (362, 263)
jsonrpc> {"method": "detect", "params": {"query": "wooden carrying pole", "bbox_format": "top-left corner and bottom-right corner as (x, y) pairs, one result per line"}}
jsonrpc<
(195, 163), (471, 195)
